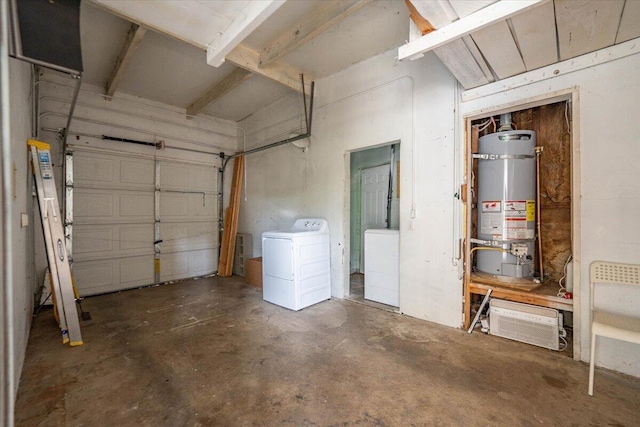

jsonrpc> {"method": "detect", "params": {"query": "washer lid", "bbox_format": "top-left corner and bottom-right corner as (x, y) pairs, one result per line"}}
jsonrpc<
(364, 228), (399, 235)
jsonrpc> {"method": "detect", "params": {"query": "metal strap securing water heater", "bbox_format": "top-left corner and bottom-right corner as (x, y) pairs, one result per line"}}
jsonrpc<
(473, 153), (535, 160)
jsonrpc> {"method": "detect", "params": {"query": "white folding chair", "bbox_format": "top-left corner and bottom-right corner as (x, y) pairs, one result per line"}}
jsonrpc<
(589, 261), (640, 396)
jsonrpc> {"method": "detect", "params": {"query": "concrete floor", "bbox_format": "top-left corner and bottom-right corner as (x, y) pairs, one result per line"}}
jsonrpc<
(16, 276), (640, 426)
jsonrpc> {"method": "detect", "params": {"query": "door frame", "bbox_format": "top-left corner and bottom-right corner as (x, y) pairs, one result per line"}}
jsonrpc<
(344, 140), (401, 298)
(462, 87), (581, 359)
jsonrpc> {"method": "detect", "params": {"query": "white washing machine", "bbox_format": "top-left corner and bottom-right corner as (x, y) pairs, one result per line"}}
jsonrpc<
(262, 219), (331, 311)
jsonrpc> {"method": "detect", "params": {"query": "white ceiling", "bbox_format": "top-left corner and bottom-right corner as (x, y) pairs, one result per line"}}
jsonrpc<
(79, 0), (408, 122)
(76, 1), (640, 123)
(404, 0), (640, 89)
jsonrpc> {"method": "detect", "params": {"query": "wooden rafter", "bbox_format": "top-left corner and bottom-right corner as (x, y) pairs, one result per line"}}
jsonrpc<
(227, 44), (311, 94)
(187, 68), (253, 117)
(105, 24), (147, 97)
(399, 0), (549, 61)
(93, 1), (310, 96)
(259, 0), (373, 68)
(405, 0), (435, 35)
(206, 0), (286, 67)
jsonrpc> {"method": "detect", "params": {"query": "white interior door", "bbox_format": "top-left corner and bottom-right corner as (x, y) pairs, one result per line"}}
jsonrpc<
(361, 164), (389, 271)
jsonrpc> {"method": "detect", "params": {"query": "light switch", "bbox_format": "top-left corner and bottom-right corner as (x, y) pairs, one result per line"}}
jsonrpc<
(21, 213), (29, 227)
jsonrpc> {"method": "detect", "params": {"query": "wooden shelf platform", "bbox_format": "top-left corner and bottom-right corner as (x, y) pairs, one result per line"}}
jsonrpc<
(469, 277), (573, 313)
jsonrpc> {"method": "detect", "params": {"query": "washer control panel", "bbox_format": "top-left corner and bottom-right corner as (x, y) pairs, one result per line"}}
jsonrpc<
(291, 218), (329, 232)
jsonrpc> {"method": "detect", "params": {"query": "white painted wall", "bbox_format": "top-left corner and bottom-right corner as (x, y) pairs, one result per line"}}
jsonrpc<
(8, 59), (34, 393)
(239, 49), (462, 327)
(461, 52), (640, 377)
(239, 43), (640, 378)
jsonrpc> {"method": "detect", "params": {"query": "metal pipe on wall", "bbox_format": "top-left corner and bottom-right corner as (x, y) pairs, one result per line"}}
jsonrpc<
(1, 0), (16, 424)
(535, 146), (544, 281)
(222, 81), (315, 168)
(217, 80), (315, 264)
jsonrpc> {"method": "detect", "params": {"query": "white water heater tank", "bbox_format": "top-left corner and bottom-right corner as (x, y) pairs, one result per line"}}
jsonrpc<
(476, 130), (536, 278)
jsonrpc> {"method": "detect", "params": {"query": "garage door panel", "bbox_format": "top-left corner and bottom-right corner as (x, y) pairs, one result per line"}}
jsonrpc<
(74, 151), (154, 190)
(73, 262), (114, 294)
(160, 252), (189, 280)
(72, 150), (218, 293)
(159, 193), (189, 217)
(120, 226), (154, 251)
(161, 222), (217, 252)
(189, 223), (218, 248)
(159, 193), (216, 221)
(74, 189), (154, 224)
(120, 193), (154, 217)
(74, 227), (114, 255)
(120, 257), (154, 285)
(120, 160), (155, 186)
(160, 161), (217, 192)
(189, 248), (218, 276)
(187, 194), (217, 218)
(73, 224), (154, 262)
(75, 156), (114, 184)
(160, 163), (189, 189)
(188, 167), (217, 191)
(160, 224), (188, 252)
(73, 255), (154, 295)
(74, 191), (114, 218)
(160, 249), (217, 282)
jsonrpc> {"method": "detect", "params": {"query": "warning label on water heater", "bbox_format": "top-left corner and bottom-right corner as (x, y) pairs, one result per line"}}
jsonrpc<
(480, 201), (503, 237)
(505, 200), (534, 239)
(481, 200), (534, 239)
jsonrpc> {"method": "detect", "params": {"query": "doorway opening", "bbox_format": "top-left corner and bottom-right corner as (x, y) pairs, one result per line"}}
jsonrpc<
(348, 142), (400, 310)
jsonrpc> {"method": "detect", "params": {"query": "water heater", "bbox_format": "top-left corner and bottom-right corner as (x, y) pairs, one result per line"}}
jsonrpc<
(476, 130), (536, 278)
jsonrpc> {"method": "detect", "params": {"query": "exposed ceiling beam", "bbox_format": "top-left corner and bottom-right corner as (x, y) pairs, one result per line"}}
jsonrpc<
(93, 0), (286, 68)
(398, 0), (549, 61)
(186, 69), (253, 117)
(409, 1), (458, 29)
(93, 0), (309, 95)
(226, 44), (311, 94)
(206, 0), (286, 67)
(259, 0), (372, 68)
(105, 24), (147, 97)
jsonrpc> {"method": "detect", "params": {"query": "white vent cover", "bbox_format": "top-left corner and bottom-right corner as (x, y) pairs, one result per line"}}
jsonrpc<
(489, 299), (560, 350)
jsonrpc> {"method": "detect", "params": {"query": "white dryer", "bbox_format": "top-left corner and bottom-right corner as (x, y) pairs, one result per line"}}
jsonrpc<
(262, 219), (331, 311)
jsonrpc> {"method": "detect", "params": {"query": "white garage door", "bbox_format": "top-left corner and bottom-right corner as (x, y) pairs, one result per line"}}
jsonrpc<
(157, 160), (218, 283)
(71, 150), (218, 295)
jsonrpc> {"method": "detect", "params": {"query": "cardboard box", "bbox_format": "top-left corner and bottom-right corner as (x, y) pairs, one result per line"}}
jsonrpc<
(245, 257), (262, 288)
